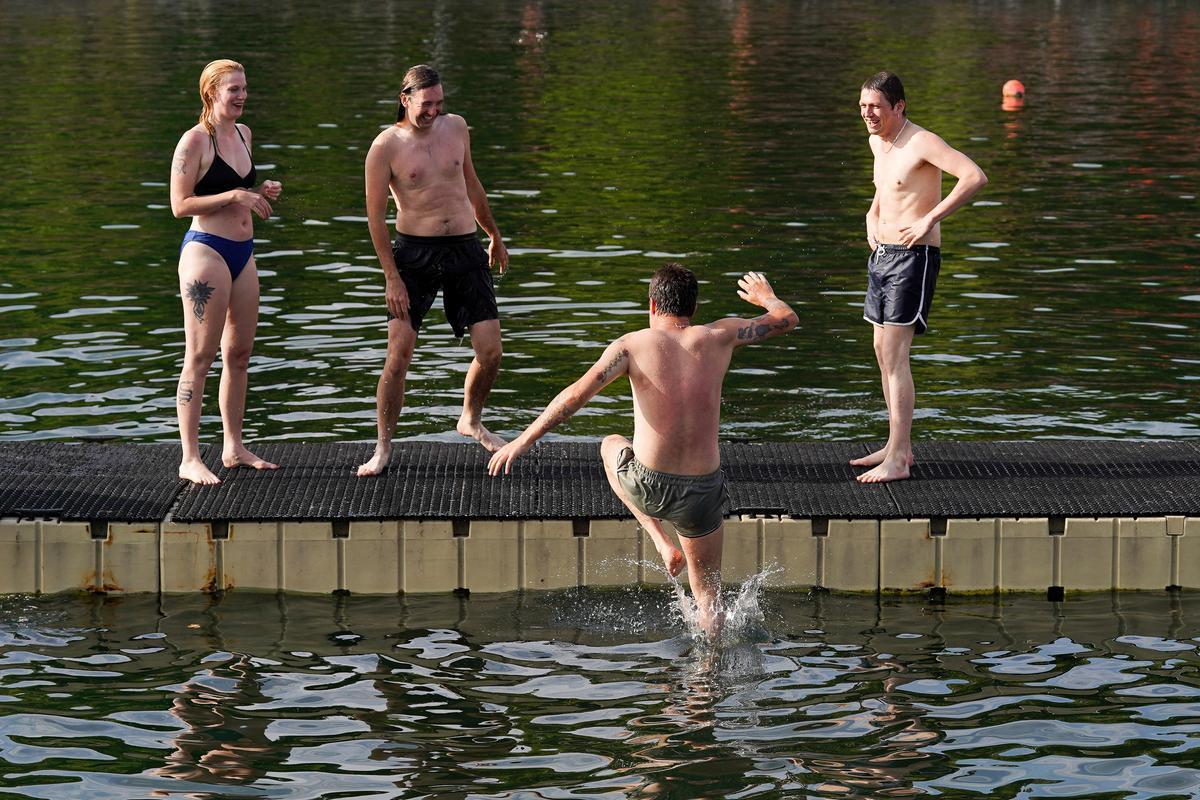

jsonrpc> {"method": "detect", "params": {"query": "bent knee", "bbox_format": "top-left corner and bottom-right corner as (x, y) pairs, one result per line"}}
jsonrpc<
(221, 346), (253, 371)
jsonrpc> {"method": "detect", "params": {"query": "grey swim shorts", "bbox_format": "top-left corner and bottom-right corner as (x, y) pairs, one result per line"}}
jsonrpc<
(615, 447), (729, 538)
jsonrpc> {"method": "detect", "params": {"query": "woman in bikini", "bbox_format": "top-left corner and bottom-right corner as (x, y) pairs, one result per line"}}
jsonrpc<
(170, 59), (282, 484)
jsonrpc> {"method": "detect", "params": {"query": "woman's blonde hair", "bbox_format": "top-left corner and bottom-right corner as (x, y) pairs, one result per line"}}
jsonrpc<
(198, 59), (245, 135)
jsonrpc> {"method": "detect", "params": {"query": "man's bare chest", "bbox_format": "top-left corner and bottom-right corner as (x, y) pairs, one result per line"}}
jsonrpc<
(393, 139), (463, 190)
(875, 153), (938, 196)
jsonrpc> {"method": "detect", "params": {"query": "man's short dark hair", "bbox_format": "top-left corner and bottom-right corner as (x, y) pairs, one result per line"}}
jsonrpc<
(397, 64), (441, 122)
(862, 71), (906, 115)
(649, 263), (698, 317)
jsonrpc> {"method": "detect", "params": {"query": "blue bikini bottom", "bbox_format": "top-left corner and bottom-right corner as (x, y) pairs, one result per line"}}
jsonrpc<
(180, 230), (254, 281)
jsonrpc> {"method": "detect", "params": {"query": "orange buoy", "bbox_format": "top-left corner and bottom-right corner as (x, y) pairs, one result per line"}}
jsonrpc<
(1002, 79), (1026, 98)
(1002, 79), (1026, 111)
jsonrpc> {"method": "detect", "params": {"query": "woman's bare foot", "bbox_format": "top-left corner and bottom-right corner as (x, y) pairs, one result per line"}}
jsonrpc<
(456, 418), (507, 453)
(179, 458), (220, 485)
(856, 455), (911, 483)
(850, 446), (915, 468)
(357, 446), (390, 477)
(222, 447), (278, 470)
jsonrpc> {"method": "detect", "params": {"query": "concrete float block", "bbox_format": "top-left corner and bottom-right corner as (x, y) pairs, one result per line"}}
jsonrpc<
(345, 521), (400, 594)
(723, 517), (763, 585)
(0, 519), (39, 594)
(41, 522), (98, 593)
(942, 519), (999, 593)
(762, 517), (816, 589)
(584, 520), (639, 587)
(224, 523), (282, 592)
(1182, 518), (1200, 589)
(1062, 518), (1117, 591)
(523, 520), (578, 590)
(103, 523), (160, 594)
(1117, 517), (1172, 591)
(161, 523), (215, 593)
(824, 519), (880, 592)
(999, 518), (1051, 592)
(880, 519), (932, 592)
(402, 521), (459, 594)
(282, 522), (337, 594)
(464, 520), (520, 593)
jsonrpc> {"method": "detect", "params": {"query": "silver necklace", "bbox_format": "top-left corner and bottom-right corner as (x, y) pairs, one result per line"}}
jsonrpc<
(883, 118), (909, 153)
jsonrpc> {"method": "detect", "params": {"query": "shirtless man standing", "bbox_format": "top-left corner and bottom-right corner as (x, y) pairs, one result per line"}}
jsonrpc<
(487, 265), (798, 636)
(358, 64), (510, 477)
(853, 71), (987, 483)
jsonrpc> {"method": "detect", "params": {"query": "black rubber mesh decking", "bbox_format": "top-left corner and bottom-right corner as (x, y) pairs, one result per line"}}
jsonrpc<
(885, 440), (1200, 518)
(0, 441), (185, 521)
(723, 442), (897, 518)
(172, 441), (539, 522)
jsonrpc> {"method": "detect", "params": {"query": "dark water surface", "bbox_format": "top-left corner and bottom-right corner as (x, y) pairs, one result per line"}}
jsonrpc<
(0, 1), (1197, 445)
(0, 589), (1198, 798)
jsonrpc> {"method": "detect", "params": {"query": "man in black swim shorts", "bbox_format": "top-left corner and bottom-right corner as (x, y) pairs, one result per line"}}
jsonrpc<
(358, 65), (510, 477)
(854, 71), (987, 484)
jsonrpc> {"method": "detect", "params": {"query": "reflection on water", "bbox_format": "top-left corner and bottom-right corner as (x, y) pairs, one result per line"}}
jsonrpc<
(0, 1), (1198, 444)
(0, 588), (1197, 798)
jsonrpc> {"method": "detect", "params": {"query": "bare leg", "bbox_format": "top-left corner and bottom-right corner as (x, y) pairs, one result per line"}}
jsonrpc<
(455, 318), (507, 452)
(851, 324), (892, 467)
(600, 435), (685, 577)
(678, 524), (725, 639)
(218, 260), (277, 471)
(858, 324), (915, 483)
(358, 318), (417, 477)
(176, 245), (231, 485)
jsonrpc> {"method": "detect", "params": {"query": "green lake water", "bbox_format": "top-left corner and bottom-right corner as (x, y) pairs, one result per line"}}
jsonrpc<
(0, 0), (1197, 445)
(2, 4), (1200, 796)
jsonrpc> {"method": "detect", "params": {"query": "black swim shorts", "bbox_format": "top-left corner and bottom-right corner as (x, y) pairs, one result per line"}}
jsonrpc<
(863, 244), (941, 334)
(388, 232), (498, 337)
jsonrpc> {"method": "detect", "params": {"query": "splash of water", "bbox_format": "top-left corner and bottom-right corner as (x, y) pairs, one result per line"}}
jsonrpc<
(642, 559), (780, 647)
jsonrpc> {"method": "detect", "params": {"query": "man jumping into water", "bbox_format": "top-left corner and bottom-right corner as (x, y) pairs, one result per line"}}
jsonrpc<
(358, 64), (509, 477)
(854, 71), (987, 483)
(487, 265), (798, 637)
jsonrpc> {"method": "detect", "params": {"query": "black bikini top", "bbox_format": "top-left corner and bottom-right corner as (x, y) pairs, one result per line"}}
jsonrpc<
(193, 126), (257, 196)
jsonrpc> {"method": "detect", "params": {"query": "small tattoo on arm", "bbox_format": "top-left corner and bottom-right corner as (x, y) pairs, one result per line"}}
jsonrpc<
(596, 349), (628, 383)
(186, 280), (215, 322)
(176, 380), (194, 405)
(173, 147), (188, 176)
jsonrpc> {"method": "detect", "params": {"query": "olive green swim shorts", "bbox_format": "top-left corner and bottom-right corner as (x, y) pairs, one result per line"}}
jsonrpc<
(615, 447), (729, 538)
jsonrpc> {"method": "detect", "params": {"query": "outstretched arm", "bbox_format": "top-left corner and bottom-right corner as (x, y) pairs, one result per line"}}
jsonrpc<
(898, 133), (988, 247)
(487, 339), (630, 475)
(462, 122), (508, 274)
(711, 272), (799, 347)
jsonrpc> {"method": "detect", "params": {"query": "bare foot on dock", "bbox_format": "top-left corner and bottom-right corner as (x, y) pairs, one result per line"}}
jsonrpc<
(850, 447), (915, 468)
(222, 447), (278, 471)
(357, 446), (390, 477)
(856, 456), (911, 484)
(457, 418), (507, 453)
(179, 458), (220, 485)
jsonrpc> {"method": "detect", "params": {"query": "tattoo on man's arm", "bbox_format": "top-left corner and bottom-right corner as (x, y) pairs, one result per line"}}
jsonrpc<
(736, 318), (792, 341)
(596, 349), (628, 383)
(176, 380), (194, 405)
(186, 280), (215, 322)
(548, 399), (574, 429)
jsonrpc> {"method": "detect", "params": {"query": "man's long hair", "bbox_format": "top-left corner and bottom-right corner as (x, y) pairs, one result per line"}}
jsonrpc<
(397, 64), (441, 123)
